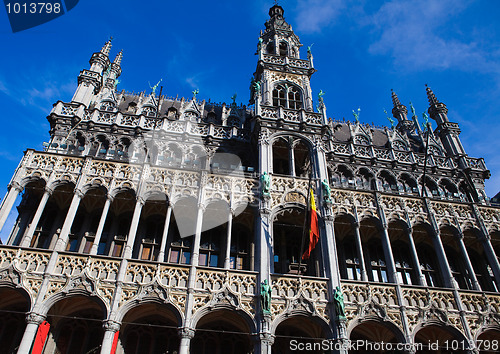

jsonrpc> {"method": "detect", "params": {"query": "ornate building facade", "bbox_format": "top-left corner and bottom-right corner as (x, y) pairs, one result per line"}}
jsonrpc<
(1, 4), (499, 354)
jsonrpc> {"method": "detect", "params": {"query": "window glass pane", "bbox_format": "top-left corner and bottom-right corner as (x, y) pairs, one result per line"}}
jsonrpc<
(381, 270), (388, 283)
(181, 252), (191, 264)
(97, 242), (107, 255)
(347, 268), (354, 280)
(236, 257), (244, 270)
(199, 253), (208, 266)
(405, 272), (412, 285)
(112, 243), (123, 257)
(169, 250), (180, 263)
(141, 246), (152, 260)
(83, 240), (93, 254)
(209, 254), (218, 267)
(372, 270), (379, 282)
(230, 256), (236, 269)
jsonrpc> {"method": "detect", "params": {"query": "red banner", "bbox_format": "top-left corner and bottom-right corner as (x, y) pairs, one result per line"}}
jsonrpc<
(31, 321), (50, 354)
(110, 330), (120, 354)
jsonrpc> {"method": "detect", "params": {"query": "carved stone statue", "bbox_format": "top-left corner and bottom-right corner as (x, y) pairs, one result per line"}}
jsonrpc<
(409, 101), (416, 117)
(423, 112), (431, 130)
(261, 279), (272, 314)
(322, 179), (331, 203)
(384, 109), (395, 128)
(352, 107), (360, 123)
(333, 286), (346, 320)
(317, 89), (325, 110)
(261, 172), (270, 196)
(307, 43), (314, 55)
(149, 79), (162, 95)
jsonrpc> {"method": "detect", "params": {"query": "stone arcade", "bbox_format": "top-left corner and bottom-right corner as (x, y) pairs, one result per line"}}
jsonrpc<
(0, 4), (499, 354)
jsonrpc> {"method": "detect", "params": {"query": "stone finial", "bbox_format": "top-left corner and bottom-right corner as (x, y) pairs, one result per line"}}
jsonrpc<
(101, 38), (112, 56)
(113, 50), (123, 66)
(425, 84), (439, 106)
(391, 89), (408, 121)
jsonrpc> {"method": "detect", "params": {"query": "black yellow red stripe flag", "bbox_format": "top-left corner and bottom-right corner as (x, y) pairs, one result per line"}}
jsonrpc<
(302, 188), (319, 260)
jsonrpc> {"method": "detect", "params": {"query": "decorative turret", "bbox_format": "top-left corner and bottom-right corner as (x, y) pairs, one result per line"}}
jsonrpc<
(103, 50), (123, 91)
(426, 84), (448, 125)
(252, 4), (315, 112)
(391, 90), (414, 133)
(425, 85), (466, 157)
(72, 39), (114, 107)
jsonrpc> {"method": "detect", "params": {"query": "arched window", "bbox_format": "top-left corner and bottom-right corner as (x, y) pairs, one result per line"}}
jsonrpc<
(166, 107), (178, 120)
(266, 42), (275, 55)
(272, 84), (302, 109)
(272, 138), (290, 175)
(279, 41), (288, 56)
(100, 101), (116, 112)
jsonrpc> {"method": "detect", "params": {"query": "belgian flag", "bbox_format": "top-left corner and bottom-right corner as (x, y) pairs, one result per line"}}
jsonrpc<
(302, 188), (319, 260)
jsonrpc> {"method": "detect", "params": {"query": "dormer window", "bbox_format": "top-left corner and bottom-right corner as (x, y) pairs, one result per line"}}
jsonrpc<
(279, 42), (288, 56)
(127, 102), (137, 113)
(167, 107), (178, 120)
(100, 101), (115, 112)
(272, 83), (302, 109)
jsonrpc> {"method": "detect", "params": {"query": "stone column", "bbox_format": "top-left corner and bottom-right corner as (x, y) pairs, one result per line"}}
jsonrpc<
(0, 182), (23, 233)
(100, 320), (121, 354)
(158, 203), (173, 262)
(456, 233), (481, 290)
(353, 222), (368, 281)
(178, 327), (195, 354)
(481, 237), (500, 287)
(90, 196), (113, 255)
(257, 207), (272, 280)
(380, 224), (398, 283)
(259, 332), (275, 354)
(123, 197), (144, 259)
(21, 188), (52, 247)
(289, 144), (296, 177)
(54, 189), (83, 251)
(407, 227), (426, 286)
(191, 205), (205, 268)
(432, 229), (456, 288)
(224, 210), (234, 269)
(17, 312), (46, 354)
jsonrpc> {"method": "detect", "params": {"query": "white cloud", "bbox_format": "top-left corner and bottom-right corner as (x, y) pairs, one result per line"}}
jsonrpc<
(294, 0), (346, 33)
(364, 0), (500, 73)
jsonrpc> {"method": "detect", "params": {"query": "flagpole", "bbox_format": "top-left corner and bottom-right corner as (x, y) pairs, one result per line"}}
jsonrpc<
(297, 171), (313, 274)
(420, 121), (431, 198)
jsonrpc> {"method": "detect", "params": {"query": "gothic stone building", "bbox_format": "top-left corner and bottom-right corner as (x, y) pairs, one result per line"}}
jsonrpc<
(1, 4), (500, 354)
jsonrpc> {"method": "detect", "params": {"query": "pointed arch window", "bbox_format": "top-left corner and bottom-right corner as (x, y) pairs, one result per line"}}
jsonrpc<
(279, 41), (288, 56)
(272, 84), (302, 110)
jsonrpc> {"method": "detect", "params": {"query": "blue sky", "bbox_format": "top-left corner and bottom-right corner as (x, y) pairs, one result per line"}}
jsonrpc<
(1, 0), (500, 241)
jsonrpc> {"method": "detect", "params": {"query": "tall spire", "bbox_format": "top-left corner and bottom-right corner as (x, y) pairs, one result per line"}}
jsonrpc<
(113, 50), (123, 66)
(425, 84), (448, 119)
(391, 89), (409, 124)
(101, 38), (112, 56)
(425, 84), (439, 106)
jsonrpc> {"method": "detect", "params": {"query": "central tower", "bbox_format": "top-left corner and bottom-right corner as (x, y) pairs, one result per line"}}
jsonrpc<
(251, 4), (316, 113)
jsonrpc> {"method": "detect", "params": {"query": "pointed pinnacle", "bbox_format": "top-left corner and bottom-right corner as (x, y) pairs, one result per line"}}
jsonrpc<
(114, 50), (123, 65)
(425, 84), (439, 106)
(101, 39), (112, 56)
(391, 89), (402, 108)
